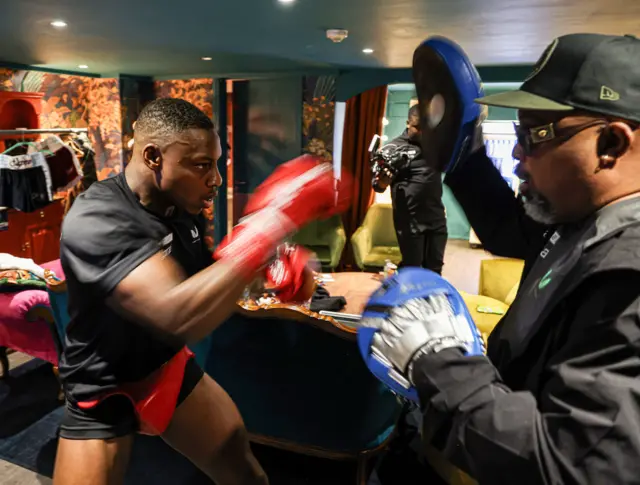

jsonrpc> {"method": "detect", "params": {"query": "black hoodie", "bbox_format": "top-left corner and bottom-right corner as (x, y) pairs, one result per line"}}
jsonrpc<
(388, 130), (446, 235)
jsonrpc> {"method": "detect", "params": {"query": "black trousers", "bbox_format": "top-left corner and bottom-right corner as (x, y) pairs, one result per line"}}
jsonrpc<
(397, 227), (447, 275)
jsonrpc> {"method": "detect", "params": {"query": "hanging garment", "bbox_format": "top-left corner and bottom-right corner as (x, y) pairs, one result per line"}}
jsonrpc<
(0, 152), (53, 212)
(64, 146), (97, 215)
(30, 136), (83, 192)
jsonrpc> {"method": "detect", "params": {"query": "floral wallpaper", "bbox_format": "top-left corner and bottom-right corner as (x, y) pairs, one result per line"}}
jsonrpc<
(155, 78), (215, 250)
(0, 68), (123, 178)
(86, 78), (123, 180)
(302, 75), (336, 162)
(154, 78), (214, 119)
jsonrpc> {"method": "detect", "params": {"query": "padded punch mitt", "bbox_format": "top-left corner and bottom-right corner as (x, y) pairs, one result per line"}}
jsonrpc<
(412, 37), (485, 174)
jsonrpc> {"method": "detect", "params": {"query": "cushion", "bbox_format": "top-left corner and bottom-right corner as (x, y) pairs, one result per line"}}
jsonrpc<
(363, 246), (403, 268)
(0, 289), (58, 364)
(504, 282), (520, 306)
(41, 259), (64, 279)
(366, 205), (398, 247)
(460, 291), (508, 343)
(479, 258), (525, 303)
(0, 269), (47, 292)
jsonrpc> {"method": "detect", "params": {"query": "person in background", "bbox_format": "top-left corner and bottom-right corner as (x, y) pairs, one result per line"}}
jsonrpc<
(372, 105), (447, 274)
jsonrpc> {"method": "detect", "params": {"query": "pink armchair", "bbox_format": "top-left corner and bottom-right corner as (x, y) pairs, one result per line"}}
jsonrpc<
(0, 259), (63, 379)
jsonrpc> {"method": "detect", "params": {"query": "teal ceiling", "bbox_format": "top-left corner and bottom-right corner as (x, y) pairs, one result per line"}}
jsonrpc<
(0, 0), (637, 78)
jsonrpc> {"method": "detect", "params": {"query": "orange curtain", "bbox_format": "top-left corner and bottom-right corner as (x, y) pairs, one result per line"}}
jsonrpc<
(339, 84), (388, 269)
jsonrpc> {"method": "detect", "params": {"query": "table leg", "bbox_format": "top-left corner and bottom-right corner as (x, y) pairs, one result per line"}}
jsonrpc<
(52, 365), (64, 401)
(0, 347), (9, 379)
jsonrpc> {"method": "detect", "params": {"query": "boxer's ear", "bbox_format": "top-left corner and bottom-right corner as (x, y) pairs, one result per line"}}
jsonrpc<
(142, 144), (162, 171)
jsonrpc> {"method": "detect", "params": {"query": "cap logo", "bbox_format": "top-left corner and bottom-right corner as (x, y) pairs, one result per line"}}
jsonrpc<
(524, 38), (559, 83)
(600, 86), (620, 101)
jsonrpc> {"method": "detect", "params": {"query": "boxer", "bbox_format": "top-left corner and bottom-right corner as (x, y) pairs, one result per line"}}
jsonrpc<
(360, 34), (640, 485)
(54, 98), (350, 485)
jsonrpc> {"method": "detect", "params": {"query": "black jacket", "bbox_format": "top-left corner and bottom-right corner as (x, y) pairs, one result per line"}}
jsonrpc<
(388, 131), (446, 235)
(411, 148), (640, 485)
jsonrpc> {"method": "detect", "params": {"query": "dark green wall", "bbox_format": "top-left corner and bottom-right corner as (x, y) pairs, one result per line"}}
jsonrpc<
(336, 65), (532, 102)
(484, 85), (519, 121)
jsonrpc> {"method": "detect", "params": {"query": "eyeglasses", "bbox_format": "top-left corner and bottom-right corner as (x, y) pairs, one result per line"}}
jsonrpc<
(513, 120), (608, 156)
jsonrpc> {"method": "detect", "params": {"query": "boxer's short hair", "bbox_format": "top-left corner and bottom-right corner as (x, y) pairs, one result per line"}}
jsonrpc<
(135, 98), (215, 142)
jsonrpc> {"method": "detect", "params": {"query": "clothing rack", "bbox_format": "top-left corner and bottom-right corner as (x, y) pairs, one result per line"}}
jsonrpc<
(0, 128), (88, 135)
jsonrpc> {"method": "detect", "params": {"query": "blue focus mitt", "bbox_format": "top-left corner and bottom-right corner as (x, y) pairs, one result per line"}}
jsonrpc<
(357, 268), (485, 403)
(412, 36), (487, 174)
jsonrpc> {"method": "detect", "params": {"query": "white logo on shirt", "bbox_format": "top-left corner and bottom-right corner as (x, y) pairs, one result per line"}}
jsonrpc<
(191, 226), (200, 243)
(540, 231), (561, 259)
(161, 233), (173, 257)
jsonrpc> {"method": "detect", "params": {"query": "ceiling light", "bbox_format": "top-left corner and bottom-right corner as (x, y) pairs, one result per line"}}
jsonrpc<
(278, 0), (295, 3)
(363, 48), (374, 54)
(202, 57), (212, 61)
(77, 65), (88, 69)
(50, 20), (67, 28)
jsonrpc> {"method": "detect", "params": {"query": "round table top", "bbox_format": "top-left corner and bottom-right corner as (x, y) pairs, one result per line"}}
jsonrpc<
(321, 272), (383, 315)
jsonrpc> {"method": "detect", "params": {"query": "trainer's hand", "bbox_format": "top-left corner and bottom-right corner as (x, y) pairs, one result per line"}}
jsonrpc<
(357, 268), (485, 402)
(214, 155), (352, 279)
(264, 244), (317, 303)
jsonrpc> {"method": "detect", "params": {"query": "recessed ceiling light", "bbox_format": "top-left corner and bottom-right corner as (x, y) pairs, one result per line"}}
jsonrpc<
(77, 65), (89, 69)
(50, 20), (67, 28)
(202, 57), (212, 61)
(363, 48), (374, 54)
(278, 0), (295, 4)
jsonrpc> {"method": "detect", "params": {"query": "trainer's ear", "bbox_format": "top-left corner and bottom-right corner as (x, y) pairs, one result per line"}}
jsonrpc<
(142, 144), (162, 171)
(597, 122), (634, 162)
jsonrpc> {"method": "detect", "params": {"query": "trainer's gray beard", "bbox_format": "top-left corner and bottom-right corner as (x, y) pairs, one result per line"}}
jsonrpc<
(522, 189), (559, 225)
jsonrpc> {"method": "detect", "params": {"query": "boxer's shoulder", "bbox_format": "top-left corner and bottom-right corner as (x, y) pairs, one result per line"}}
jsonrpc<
(61, 173), (168, 251)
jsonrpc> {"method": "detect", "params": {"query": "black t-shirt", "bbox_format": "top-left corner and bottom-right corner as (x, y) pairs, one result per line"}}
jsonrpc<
(58, 173), (213, 403)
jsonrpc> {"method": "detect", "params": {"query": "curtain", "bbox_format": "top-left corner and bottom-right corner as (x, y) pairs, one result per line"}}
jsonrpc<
(339, 84), (388, 269)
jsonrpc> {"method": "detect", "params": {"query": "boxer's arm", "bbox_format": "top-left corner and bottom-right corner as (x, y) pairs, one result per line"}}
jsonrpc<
(60, 208), (250, 345)
(411, 272), (640, 485)
(444, 147), (547, 260)
(107, 156), (347, 344)
(108, 252), (250, 344)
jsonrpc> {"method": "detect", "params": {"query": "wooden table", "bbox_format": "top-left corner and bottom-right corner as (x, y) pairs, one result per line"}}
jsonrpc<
(322, 272), (383, 315)
(236, 272), (383, 341)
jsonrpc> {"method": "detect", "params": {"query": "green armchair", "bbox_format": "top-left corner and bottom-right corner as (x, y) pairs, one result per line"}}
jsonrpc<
(351, 204), (402, 271)
(291, 215), (346, 271)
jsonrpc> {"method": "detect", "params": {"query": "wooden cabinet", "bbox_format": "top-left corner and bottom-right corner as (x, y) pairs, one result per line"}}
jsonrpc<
(0, 199), (64, 264)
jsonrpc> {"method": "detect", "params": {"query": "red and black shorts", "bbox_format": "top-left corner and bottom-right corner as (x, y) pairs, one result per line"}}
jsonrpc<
(59, 352), (204, 440)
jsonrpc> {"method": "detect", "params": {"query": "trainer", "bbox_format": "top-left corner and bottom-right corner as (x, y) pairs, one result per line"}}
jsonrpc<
(358, 33), (640, 485)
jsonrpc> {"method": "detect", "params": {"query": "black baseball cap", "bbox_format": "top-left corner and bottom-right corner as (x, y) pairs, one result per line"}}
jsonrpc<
(475, 33), (640, 123)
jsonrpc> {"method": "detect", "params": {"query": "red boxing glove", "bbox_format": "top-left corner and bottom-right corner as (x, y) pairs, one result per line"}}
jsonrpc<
(265, 245), (317, 303)
(214, 155), (352, 279)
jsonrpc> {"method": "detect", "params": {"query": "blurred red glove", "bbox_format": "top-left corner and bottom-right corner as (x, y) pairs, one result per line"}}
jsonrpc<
(214, 155), (352, 280)
(264, 244), (317, 303)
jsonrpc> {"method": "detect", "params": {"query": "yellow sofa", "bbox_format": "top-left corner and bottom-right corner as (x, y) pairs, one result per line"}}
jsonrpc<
(350, 204), (402, 270)
(479, 258), (525, 306)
